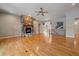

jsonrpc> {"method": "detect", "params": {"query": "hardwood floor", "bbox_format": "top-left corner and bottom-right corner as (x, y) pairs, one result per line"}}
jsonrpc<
(0, 34), (79, 56)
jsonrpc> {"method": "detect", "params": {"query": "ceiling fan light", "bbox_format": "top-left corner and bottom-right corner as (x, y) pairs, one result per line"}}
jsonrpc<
(35, 8), (48, 16)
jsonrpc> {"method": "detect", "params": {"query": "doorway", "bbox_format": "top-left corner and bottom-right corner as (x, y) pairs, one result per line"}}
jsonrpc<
(74, 17), (79, 49)
(75, 18), (79, 38)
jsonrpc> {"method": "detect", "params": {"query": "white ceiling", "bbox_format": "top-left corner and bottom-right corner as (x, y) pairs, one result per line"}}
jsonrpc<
(0, 3), (77, 21)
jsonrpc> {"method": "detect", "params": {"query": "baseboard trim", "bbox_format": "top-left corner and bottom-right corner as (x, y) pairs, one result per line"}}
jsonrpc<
(0, 35), (21, 39)
(66, 37), (75, 39)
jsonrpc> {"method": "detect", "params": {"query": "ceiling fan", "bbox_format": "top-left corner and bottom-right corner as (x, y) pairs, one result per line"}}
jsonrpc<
(35, 8), (48, 16)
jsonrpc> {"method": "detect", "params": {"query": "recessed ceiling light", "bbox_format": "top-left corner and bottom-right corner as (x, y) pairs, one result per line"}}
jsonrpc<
(72, 3), (75, 6)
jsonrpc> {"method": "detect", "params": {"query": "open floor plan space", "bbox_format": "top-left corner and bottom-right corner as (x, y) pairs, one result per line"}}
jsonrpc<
(0, 3), (79, 56)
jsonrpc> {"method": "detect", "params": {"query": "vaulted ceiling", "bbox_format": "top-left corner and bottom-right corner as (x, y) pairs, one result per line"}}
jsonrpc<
(0, 3), (78, 21)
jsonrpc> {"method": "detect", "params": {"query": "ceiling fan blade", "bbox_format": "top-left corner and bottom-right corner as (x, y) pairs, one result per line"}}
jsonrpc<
(35, 11), (39, 13)
(35, 11), (42, 13)
(41, 13), (44, 16)
(46, 11), (48, 13)
(36, 13), (40, 16)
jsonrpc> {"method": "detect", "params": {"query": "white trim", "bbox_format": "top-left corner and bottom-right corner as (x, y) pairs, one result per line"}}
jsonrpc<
(0, 35), (21, 39)
(66, 35), (75, 38)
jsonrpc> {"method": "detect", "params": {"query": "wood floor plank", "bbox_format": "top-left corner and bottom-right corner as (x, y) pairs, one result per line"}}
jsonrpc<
(0, 34), (79, 56)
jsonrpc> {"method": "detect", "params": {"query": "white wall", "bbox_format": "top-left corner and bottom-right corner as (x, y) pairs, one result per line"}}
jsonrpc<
(33, 21), (39, 34)
(0, 13), (22, 36)
(66, 7), (79, 38)
(75, 20), (79, 33)
(39, 22), (43, 34)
